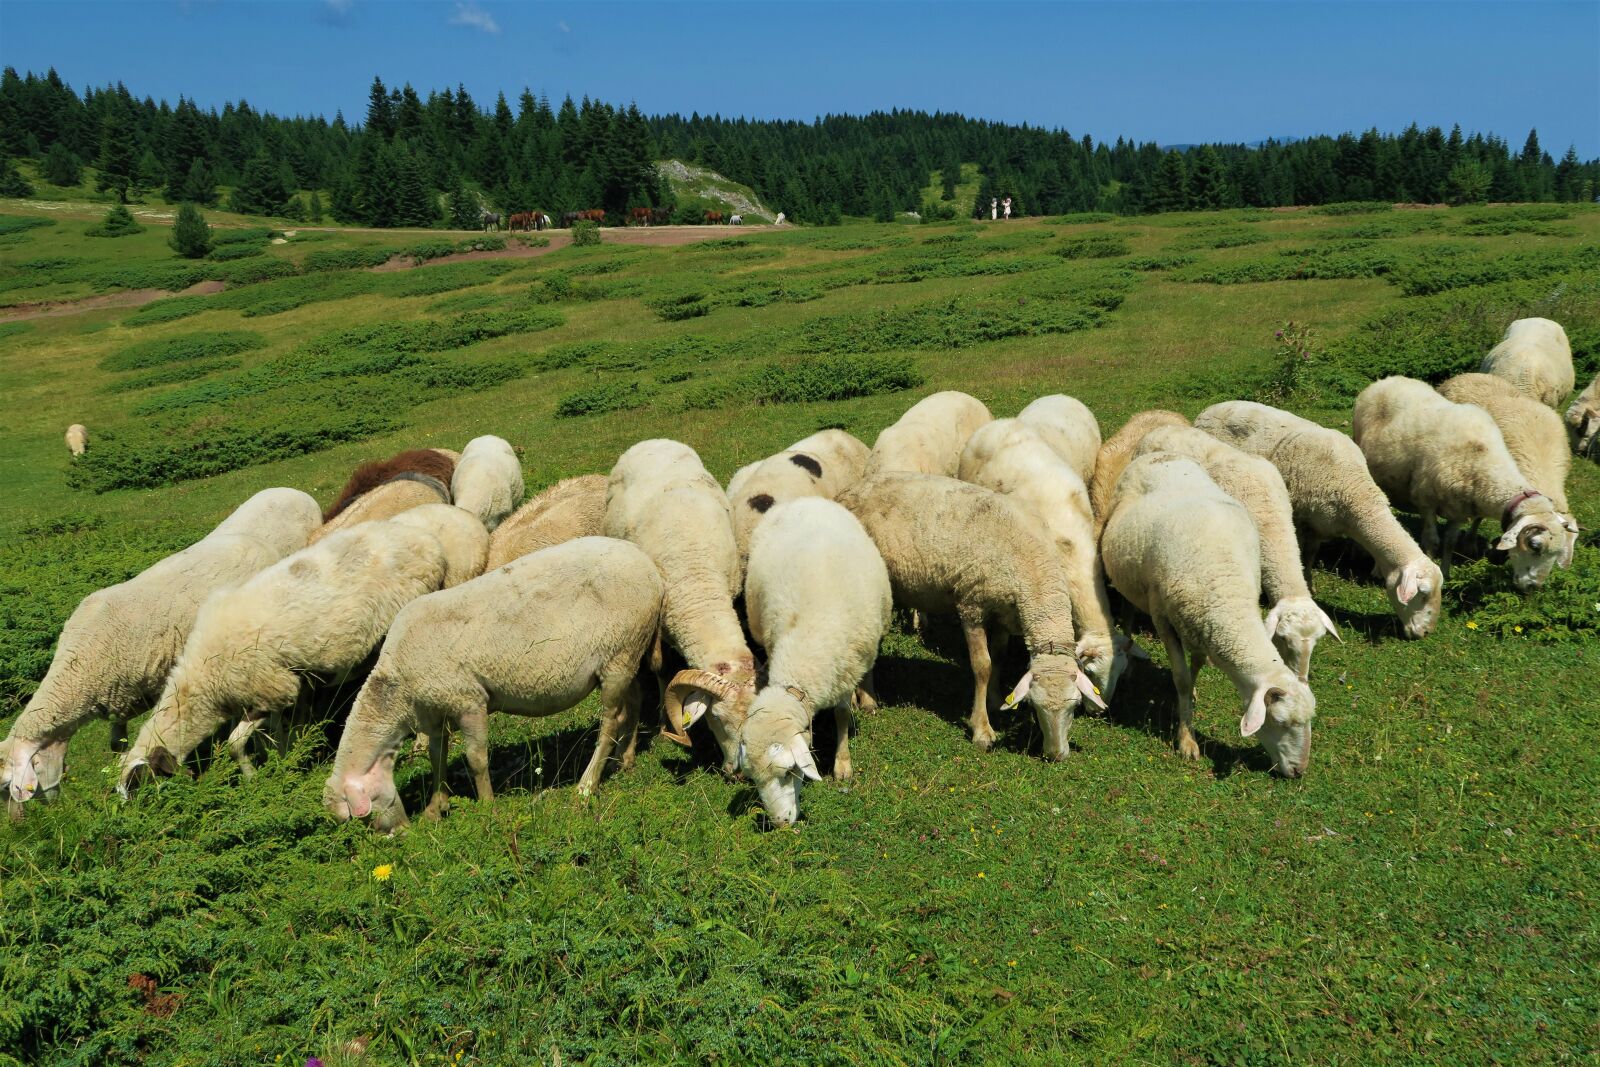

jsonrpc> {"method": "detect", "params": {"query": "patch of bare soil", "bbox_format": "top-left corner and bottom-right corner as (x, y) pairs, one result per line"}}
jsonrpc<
(0, 279), (225, 322)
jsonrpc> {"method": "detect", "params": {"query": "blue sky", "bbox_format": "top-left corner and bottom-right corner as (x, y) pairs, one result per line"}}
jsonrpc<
(2, 1), (1596, 156)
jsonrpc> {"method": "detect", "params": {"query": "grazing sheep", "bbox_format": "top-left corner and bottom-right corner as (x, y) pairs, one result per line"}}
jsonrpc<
(310, 448), (458, 543)
(450, 435), (524, 532)
(64, 424), (88, 457)
(1439, 372), (1575, 523)
(864, 391), (993, 479)
(838, 473), (1102, 760)
(1016, 394), (1101, 482)
(725, 428), (871, 580)
(1101, 453), (1316, 776)
(485, 474), (608, 570)
(392, 504), (489, 588)
(1, 488), (321, 808)
(1479, 317), (1575, 409)
(118, 505), (488, 793)
(1563, 372), (1600, 460)
(324, 537), (664, 831)
(1133, 424), (1340, 680)
(1352, 376), (1573, 589)
(683, 499), (890, 827)
(958, 420), (1130, 699)
(1089, 410), (1190, 532)
(605, 439), (756, 772)
(1194, 400), (1443, 638)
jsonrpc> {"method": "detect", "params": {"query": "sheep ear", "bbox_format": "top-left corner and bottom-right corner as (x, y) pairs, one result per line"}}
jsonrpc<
(789, 736), (822, 782)
(1316, 605), (1343, 641)
(1000, 671), (1033, 710)
(1396, 562), (1420, 605)
(1557, 516), (1578, 568)
(1075, 670), (1107, 710)
(1241, 688), (1268, 737)
(1264, 603), (1284, 638)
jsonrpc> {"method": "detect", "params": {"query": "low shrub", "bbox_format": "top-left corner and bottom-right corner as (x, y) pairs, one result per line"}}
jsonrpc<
(205, 244), (264, 262)
(211, 227), (275, 246)
(85, 205), (144, 238)
(1176, 243), (1401, 284)
(214, 257), (297, 285)
(1448, 541), (1599, 641)
(555, 380), (651, 417)
(103, 358), (245, 393)
(300, 308), (563, 359)
(649, 292), (711, 321)
(1311, 201), (1394, 216)
(100, 330), (266, 372)
(302, 247), (393, 272)
(1045, 212), (1117, 225)
(1055, 234), (1130, 259)
(374, 261), (515, 298)
(745, 352), (924, 405)
(797, 292), (1114, 355)
(570, 220), (601, 247)
(1393, 245), (1600, 297)
(1124, 252), (1198, 271)
(89, 261), (214, 292)
(1178, 228), (1269, 250)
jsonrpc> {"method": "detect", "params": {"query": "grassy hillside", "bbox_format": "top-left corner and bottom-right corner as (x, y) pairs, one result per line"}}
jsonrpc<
(919, 161), (983, 215)
(1, 202), (1597, 1065)
(658, 159), (775, 221)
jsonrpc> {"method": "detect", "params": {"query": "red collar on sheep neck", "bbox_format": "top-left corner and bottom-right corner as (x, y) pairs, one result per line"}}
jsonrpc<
(1503, 488), (1543, 527)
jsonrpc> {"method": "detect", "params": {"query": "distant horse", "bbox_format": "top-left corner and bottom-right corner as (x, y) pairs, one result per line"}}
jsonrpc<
(629, 207), (653, 226)
(480, 210), (501, 232)
(532, 211), (550, 231)
(509, 211), (536, 231)
(729, 214), (743, 226)
(581, 208), (606, 223)
(704, 210), (724, 225)
(650, 206), (672, 225)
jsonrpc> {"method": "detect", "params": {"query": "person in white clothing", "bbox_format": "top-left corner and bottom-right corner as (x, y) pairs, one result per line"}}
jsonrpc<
(1002, 196), (1012, 220)
(990, 197), (998, 220)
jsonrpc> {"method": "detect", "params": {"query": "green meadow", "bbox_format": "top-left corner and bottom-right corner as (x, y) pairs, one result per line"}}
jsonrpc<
(1, 201), (1597, 1065)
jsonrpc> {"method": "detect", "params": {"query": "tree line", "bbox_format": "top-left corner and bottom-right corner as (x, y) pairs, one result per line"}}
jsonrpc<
(1, 67), (1594, 227)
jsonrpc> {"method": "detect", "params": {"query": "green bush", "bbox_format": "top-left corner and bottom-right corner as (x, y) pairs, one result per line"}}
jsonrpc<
(570, 219), (601, 247)
(1311, 201), (1394, 215)
(1045, 212), (1117, 225)
(744, 353), (924, 405)
(211, 227), (275, 246)
(1393, 245), (1600, 296)
(1448, 539), (1600, 641)
(99, 330), (266, 372)
(85, 205), (144, 238)
(555, 380), (651, 417)
(0, 214), (54, 235)
(1055, 234), (1130, 259)
(1176, 243), (1402, 284)
(214, 257), (297, 285)
(649, 292), (711, 321)
(103, 358), (245, 392)
(1124, 252), (1198, 271)
(300, 308), (563, 359)
(168, 203), (213, 258)
(302, 247), (393, 272)
(205, 244), (264, 262)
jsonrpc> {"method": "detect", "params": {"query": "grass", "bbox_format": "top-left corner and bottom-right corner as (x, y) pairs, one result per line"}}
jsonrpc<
(1, 201), (1598, 1065)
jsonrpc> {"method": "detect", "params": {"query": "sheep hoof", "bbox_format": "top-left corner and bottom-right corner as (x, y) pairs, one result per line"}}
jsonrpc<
(834, 759), (853, 781)
(1178, 736), (1201, 761)
(971, 731), (996, 753)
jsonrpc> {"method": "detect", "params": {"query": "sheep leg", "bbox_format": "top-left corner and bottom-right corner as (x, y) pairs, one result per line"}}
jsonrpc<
(108, 718), (128, 753)
(854, 669), (878, 713)
(421, 719), (452, 820)
(1417, 506), (1441, 558)
(1298, 530), (1322, 591)
(226, 717), (265, 778)
(269, 708), (286, 759)
(1154, 619), (1200, 761)
(961, 614), (998, 752)
(985, 630), (1009, 712)
(1440, 520), (1465, 579)
(617, 678), (643, 773)
(832, 703), (854, 780)
(579, 673), (633, 796)
(458, 705), (493, 805)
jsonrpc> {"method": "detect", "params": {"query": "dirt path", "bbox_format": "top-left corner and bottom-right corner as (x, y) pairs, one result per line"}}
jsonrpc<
(0, 280), (225, 323)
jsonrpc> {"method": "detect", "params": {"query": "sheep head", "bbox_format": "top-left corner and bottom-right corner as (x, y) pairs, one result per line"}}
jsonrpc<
(1385, 557), (1442, 639)
(664, 663), (758, 777)
(1001, 650), (1101, 761)
(1497, 511), (1567, 591)
(3, 737), (67, 805)
(117, 745), (181, 799)
(1264, 598), (1341, 681)
(1240, 673), (1316, 778)
(324, 752), (406, 832)
(1566, 403), (1600, 458)
(737, 689), (820, 828)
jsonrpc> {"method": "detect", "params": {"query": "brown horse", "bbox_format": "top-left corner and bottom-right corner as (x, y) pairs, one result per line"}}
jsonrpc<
(704, 210), (724, 225)
(630, 207), (653, 226)
(323, 448), (458, 522)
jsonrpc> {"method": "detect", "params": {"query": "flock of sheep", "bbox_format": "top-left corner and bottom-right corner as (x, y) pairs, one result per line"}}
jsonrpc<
(5, 317), (1594, 829)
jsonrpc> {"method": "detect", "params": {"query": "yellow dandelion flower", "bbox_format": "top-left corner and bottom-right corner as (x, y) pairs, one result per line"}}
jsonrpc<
(1513, 625), (1523, 633)
(372, 863), (394, 882)
(1008, 960), (1017, 967)
(977, 871), (986, 879)
(1466, 621), (1478, 630)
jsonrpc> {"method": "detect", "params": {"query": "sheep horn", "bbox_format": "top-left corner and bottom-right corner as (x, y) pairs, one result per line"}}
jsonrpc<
(661, 669), (735, 746)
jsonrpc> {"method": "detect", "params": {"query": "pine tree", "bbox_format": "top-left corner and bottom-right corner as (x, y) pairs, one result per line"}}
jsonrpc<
(281, 194), (307, 221)
(229, 151), (289, 215)
(447, 170), (480, 229)
(308, 189), (325, 222)
(391, 142), (436, 226)
(1149, 151), (1190, 212)
(42, 141), (80, 185)
(366, 76), (394, 140)
(86, 203), (144, 237)
(135, 148), (164, 195)
(329, 169), (361, 223)
(179, 157), (216, 205)
(0, 155), (35, 197)
(95, 102), (138, 202)
(168, 202), (211, 257)
(1446, 160), (1490, 205)
(1188, 146), (1231, 209)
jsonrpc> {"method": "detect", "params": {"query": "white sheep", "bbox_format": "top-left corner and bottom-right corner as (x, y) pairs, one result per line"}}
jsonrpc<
(1101, 453), (1317, 776)
(605, 439), (756, 772)
(1089, 410), (1190, 532)
(64, 424), (88, 457)
(1194, 400), (1443, 639)
(675, 498), (890, 827)
(1563, 372), (1600, 459)
(485, 474), (608, 570)
(324, 537), (665, 831)
(1133, 424), (1340, 680)
(1479, 317), (1575, 409)
(1352, 376), (1574, 589)
(838, 473), (1102, 760)
(1, 488), (320, 809)
(864, 390), (993, 479)
(1016, 394), (1101, 482)
(117, 505), (488, 793)
(725, 428), (870, 580)
(1438, 373), (1578, 559)
(450, 434), (525, 531)
(957, 420), (1131, 699)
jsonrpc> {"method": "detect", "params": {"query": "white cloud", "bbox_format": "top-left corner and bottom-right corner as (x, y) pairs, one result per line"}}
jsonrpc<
(450, 1), (500, 34)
